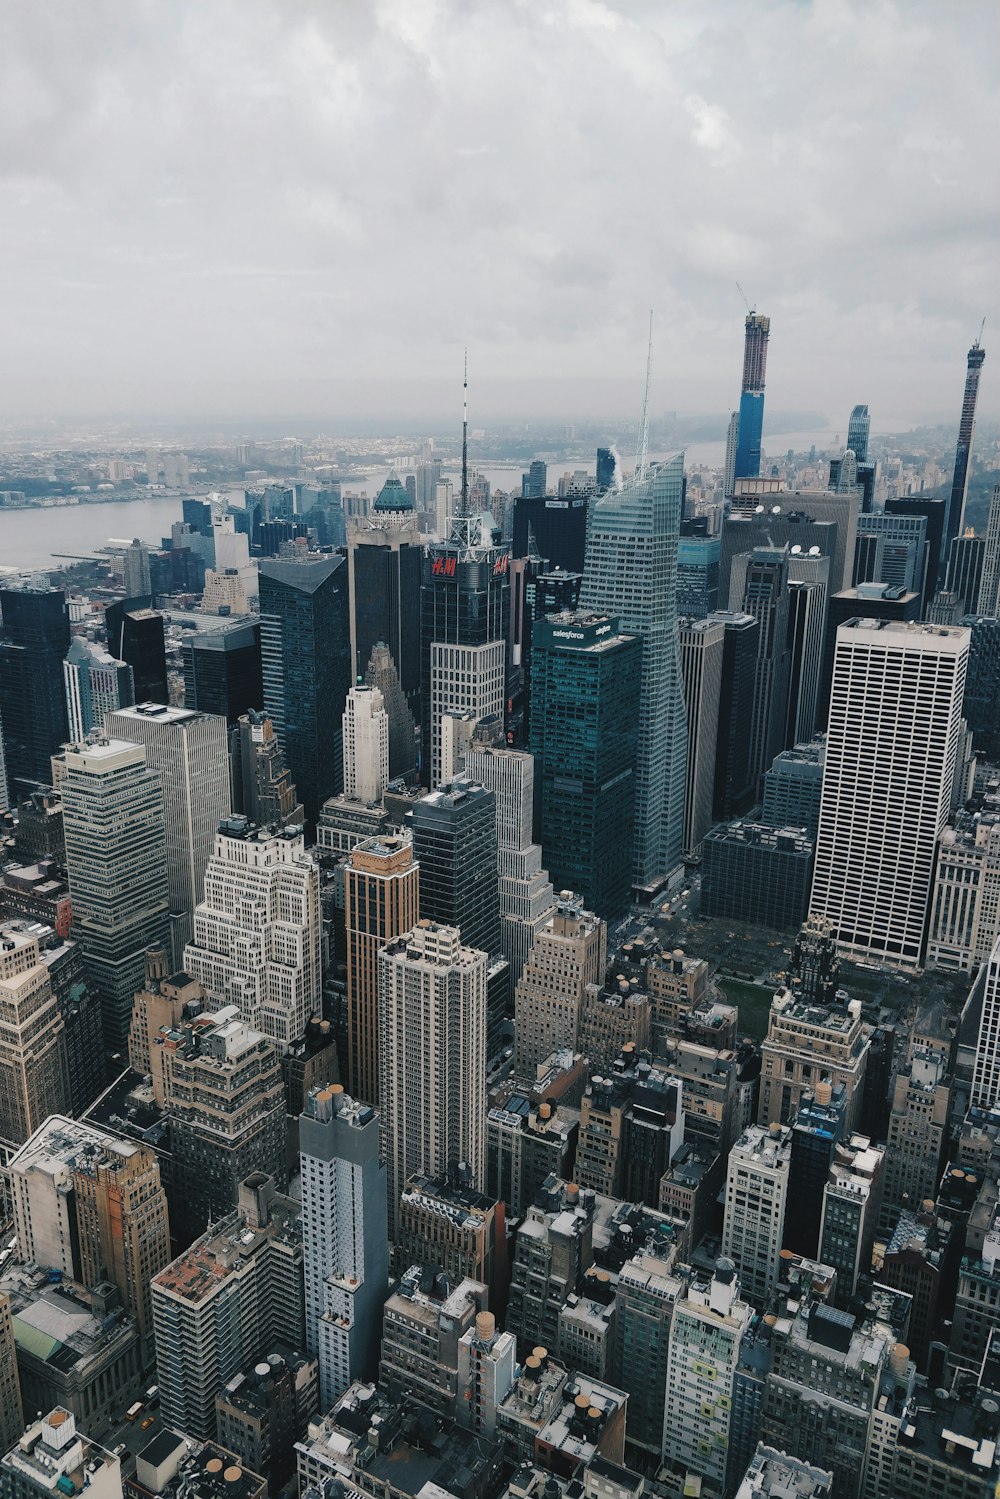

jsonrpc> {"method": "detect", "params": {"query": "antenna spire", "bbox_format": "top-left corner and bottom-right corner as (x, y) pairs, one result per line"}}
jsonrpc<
(460, 348), (469, 518)
(975, 315), (986, 349)
(635, 310), (653, 483)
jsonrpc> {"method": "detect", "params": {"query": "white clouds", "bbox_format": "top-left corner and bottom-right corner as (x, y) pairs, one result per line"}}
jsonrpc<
(0, 0), (995, 425)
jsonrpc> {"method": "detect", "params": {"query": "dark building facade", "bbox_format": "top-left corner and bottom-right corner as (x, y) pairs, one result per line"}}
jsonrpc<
(730, 548), (792, 792)
(734, 311), (770, 481)
(105, 598), (169, 705)
(258, 554), (351, 829)
(596, 447), (616, 492)
(409, 780), (500, 957)
(512, 493), (588, 574)
(530, 611), (641, 920)
(962, 615), (1000, 759)
(677, 534), (721, 619)
(709, 610), (759, 820)
(182, 619), (264, 725)
(347, 476), (422, 716)
(701, 822), (814, 931)
(0, 586), (71, 792)
(885, 495), (946, 611)
(944, 337), (987, 577)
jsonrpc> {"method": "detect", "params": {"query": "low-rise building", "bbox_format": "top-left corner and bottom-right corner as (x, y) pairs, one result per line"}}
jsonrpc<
(0, 1408), (122, 1499)
(126, 1431), (267, 1499)
(215, 1349), (319, 1495)
(379, 1268), (487, 1418)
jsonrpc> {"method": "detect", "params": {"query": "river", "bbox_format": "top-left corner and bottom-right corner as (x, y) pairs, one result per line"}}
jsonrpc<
(0, 426), (845, 572)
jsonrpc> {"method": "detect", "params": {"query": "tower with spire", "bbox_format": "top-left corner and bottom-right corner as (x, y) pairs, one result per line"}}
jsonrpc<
(346, 467), (422, 724)
(943, 325), (987, 578)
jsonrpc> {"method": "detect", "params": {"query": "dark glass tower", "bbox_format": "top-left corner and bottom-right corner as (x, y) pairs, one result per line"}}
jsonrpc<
(596, 447), (616, 492)
(347, 473), (422, 718)
(104, 598), (169, 704)
(530, 610), (641, 920)
(0, 586), (70, 793)
(512, 493), (588, 573)
(708, 610), (759, 820)
(847, 404), (871, 464)
(961, 615), (1000, 759)
(420, 511), (510, 787)
(733, 311), (770, 481)
(885, 495), (946, 612)
(945, 336), (987, 575)
(729, 547), (792, 791)
(182, 619), (263, 725)
(258, 553), (351, 828)
(410, 779), (500, 956)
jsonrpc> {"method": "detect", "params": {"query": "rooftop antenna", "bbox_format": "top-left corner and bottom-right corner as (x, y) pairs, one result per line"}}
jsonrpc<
(460, 348), (469, 518)
(635, 310), (653, 483)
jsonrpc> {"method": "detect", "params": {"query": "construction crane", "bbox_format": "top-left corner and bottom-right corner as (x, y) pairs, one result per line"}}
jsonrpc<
(735, 280), (754, 314)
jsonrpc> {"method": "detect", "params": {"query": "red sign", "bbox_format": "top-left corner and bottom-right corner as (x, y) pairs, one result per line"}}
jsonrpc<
(493, 553), (509, 576)
(431, 555), (457, 578)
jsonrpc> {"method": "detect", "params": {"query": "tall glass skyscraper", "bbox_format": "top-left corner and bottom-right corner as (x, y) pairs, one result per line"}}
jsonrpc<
(945, 335), (987, 573)
(580, 453), (688, 891)
(258, 554), (351, 828)
(733, 312), (770, 482)
(847, 404), (870, 464)
(0, 586), (70, 794)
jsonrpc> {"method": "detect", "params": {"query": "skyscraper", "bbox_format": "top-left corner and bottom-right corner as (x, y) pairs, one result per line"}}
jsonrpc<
(378, 923), (487, 1239)
(344, 832), (419, 1106)
(342, 685), (389, 805)
(104, 597), (169, 704)
(723, 410), (739, 497)
(733, 311), (770, 481)
(580, 453), (688, 892)
(410, 780), (500, 958)
(364, 641), (417, 779)
(463, 718), (556, 985)
(709, 610), (759, 820)
(722, 1123), (792, 1303)
(847, 403), (870, 464)
(596, 447), (616, 492)
(122, 538), (152, 598)
(0, 921), (71, 1146)
(63, 639), (134, 742)
(182, 618), (264, 725)
(258, 553), (351, 827)
(512, 897), (606, 1077)
(346, 472), (422, 716)
(784, 547), (830, 747)
(420, 510), (509, 788)
(944, 332), (987, 572)
(229, 708), (303, 828)
(729, 547), (792, 791)
(679, 616), (725, 860)
(529, 611), (641, 919)
(107, 703), (231, 959)
(61, 737), (171, 1052)
(977, 483), (1000, 617)
(0, 1292), (22, 1453)
(854, 510), (928, 597)
(184, 816), (322, 1050)
(0, 586), (70, 795)
(972, 935), (1000, 1110)
(946, 530), (987, 617)
(810, 619), (970, 967)
(299, 1085), (388, 1409)
(512, 493), (589, 574)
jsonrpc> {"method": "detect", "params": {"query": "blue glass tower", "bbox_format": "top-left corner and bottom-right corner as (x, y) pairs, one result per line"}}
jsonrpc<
(733, 312), (770, 482)
(847, 404), (870, 464)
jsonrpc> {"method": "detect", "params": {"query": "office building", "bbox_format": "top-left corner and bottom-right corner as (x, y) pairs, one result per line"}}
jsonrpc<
(463, 718), (556, 985)
(811, 619), (969, 968)
(486, 1082), (579, 1219)
(709, 610), (759, 819)
(885, 495), (947, 611)
(61, 738), (171, 1053)
(596, 447), (616, 492)
(761, 739), (824, 838)
(677, 533), (722, 618)
(410, 780), (500, 956)
(0, 1409), (123, 1499)
(343, 833), (419, 1106)
(882, 1049), (951, 1225)
(973, 936), (1000, 1109)
(505, 1176), (596, 1352)
(229, 709), (303, 828)
(182, 618), (264, 725)
(580, 452), (687, 893)
(662, 1259), (754, 1493)
(786, 1085), (848, 1257)
(378, 923), (487, 1239)
(380, 1267), (487, 1418)
(0, 921), (70, 1146)
(679, 616), (724, 860)
(363, 640), (417, 779)
(854, 510), (928, 597)
(0, 1292), (22, 1452)
(512, 492), (589, 576)
(299, 1085), (388, 1410)
(963, 615), (1000, 758)
(530, 611), (641, 917)
(758, 978), (870, 1134)
(945, 531), (986, 616)
(724, 493), (857, 603)
(63, 639), (134, 742)
(785, 549), (830, 747)
(722, 1124), (792, 1303)
(702, 822), (813, 931)
(944, 333), (987, 572)
(165, 1009), (287, 1244)
(9, 1114), (171, 1347)
(184, 817), (322, 1051)
(847, 403), (870, 464)
(104, 598), (168, 704)
(818, 1135), (885, 1303)
(977, 483), (1000, 616)
(215, 1349), (318, 1495)
(733, 311), (770, 481)
(0, 586), (70, 794)
(258, 553), (351, 827)
(421, 508), (509, 789)
(152, 1175), (303, 1441)
(120, 539), (151, 599)
(513, 897), (606, 1076)
(926, 811), (1000, 972)
(342, 685), (389, 805)
(395, 1171), (504, 1301)
(819, 583), (922, 725)
(607, 1245), (685, 1459)
(346, 475), (421, 711)
(107, 703), (230, 959)
(730, 546), (792, 789)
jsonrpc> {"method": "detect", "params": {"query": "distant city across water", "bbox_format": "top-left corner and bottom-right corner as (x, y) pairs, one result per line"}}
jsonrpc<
(0, 425), (858, 571)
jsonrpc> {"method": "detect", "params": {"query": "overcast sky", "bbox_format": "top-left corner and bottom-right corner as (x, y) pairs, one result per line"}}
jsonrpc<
(0, 0), (996, 430)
